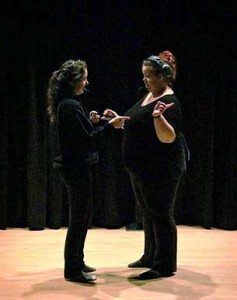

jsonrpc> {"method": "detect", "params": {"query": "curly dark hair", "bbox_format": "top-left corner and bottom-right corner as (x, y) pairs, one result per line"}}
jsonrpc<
(47, 59), (87, 123)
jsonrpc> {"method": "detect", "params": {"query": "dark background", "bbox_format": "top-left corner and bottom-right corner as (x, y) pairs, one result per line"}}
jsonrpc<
(0, 0), (236, 230)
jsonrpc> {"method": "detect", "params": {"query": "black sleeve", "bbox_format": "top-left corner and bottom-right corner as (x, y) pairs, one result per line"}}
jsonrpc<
(62, 101), (111, 137)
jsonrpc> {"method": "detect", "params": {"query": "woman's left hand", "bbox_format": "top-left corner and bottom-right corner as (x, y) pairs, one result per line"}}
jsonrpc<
(152, 101), (174, 118)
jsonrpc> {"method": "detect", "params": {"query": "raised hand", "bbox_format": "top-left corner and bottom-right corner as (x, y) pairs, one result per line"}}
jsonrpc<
(152, 101), (174, 118)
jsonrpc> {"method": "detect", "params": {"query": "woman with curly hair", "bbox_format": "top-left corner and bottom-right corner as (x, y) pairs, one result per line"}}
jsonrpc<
(47, 59), (129, 283)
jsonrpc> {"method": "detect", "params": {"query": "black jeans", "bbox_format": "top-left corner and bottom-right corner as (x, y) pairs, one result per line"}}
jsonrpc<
(128, 161), (184, 274)
(59, 167), (93, 278)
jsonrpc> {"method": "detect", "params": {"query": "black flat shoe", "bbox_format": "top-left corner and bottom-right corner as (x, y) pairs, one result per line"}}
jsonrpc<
(128, 259), (151, 268)
(83, 265), (96, 273)
(138, 270), (174, 280)
(65, 271), (97, 283)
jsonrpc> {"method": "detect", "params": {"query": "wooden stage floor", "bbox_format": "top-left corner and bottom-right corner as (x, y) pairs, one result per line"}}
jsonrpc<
(0, 226), (236, 300)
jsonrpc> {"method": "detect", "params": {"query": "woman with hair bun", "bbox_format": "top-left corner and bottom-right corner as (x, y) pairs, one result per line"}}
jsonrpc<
(104, 50), (189, 280)
(47, 59), (129, 283)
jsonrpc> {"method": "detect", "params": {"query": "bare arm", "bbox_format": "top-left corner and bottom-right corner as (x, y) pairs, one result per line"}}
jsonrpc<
(152, 101), (176, 143)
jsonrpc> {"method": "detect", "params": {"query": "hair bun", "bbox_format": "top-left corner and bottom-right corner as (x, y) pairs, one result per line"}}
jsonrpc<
(157, 50), (176, 82)
(158, 50), (175, 63)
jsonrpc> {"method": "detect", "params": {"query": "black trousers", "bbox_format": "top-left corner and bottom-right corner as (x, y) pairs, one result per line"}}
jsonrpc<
(59, 167), (93, 278)
(128, 162), (184, 274)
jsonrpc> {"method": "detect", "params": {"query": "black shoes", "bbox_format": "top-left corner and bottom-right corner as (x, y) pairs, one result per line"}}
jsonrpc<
(128, 259), (152, 268)
(128, 258), (174, 280)
(138, 270), (174, 280)
(83, 265), (96, 273)
(65, 271), (97, 283)
(65, 265), (96, 283)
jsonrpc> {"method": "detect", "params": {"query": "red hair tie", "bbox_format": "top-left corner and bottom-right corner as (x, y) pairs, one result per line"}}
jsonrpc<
(159, 51), (174, 63)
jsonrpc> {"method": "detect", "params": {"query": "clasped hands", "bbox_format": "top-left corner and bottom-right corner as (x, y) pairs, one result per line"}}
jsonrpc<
(90, 109), (130, 129)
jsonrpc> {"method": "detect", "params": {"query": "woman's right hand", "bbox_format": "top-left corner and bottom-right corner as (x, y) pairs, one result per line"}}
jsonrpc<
(101, 109), (118, 120)
(102, 109), (130, 129)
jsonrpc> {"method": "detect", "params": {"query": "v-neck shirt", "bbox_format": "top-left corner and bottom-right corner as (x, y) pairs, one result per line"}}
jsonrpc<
(122, 94), (185, 175)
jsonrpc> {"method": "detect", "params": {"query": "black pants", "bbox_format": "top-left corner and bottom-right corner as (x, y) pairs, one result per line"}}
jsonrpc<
(59, 168), (93, 278)
(128, 163), (184, 274)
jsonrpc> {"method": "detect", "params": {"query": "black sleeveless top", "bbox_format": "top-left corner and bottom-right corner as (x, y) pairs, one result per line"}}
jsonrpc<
(122, 94), (186, 177)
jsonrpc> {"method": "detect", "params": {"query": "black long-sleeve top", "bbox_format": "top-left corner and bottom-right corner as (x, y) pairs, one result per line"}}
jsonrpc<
(54, 97), (110, 172)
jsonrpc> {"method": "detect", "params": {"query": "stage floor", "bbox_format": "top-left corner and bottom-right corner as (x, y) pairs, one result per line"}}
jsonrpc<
(0, 226), (236, 300)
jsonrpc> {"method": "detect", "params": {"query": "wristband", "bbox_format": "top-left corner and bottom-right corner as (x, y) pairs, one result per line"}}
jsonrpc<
(153, 115), (161, 118)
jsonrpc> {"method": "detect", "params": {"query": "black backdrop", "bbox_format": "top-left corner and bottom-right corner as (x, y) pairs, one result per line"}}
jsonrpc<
(0, 0), (236, 230)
